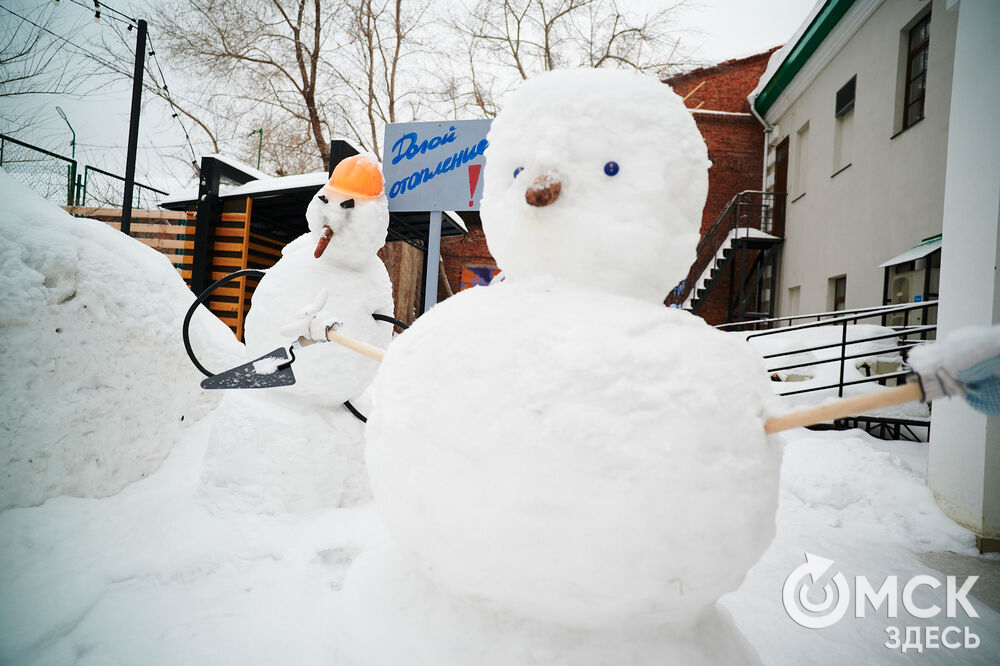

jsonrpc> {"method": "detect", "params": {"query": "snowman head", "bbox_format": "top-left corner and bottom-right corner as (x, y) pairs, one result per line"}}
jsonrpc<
(481, 68), (709, 303)
(305, 154), (388, 267)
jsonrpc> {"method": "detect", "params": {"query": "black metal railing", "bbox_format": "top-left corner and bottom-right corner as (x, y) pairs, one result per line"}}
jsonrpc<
(666, 190), (786, 307)
(720, 299), (939, 334)
(742, 300), (938, 399)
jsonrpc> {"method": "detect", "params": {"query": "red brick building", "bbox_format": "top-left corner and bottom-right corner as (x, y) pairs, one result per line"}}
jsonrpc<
(664, 48), (779, 325)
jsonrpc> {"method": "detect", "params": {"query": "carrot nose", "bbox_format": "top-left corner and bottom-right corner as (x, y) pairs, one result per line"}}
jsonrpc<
(525, 174), (561, 207)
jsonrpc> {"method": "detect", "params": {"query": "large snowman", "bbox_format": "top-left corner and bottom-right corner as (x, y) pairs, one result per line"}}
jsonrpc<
(364, 69), (781, 656)
(201, 155), (394, 512)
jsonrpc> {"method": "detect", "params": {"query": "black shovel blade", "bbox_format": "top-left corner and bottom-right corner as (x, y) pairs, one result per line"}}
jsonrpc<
(200, 347), (296, 390)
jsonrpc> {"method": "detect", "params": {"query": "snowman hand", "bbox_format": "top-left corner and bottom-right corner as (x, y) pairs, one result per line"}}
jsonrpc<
(908, 325), (1000, 416)
(278, 288), (343, 343)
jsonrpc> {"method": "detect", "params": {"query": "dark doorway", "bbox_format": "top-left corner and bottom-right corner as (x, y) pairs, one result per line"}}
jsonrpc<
(773, 136), (789, 235)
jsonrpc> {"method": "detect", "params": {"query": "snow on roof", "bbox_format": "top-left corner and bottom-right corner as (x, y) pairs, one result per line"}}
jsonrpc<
(158, 169), (468, 233)
(158, 171), (330, 208)
(747, 0), (826, 111)
(878, 235), (942, 268)
(202, 153), (271, 181)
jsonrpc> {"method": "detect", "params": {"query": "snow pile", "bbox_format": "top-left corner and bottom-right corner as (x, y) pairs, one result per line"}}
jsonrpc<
(480, 68), (710, 303)
(0, 168), (243, 510)
(367, 281), (782, 629)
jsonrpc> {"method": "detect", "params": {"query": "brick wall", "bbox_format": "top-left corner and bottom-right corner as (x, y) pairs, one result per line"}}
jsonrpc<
(665, 48), (778, 325)
(440, 219), (496, 297)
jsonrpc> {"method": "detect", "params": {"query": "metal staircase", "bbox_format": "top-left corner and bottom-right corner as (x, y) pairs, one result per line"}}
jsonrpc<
(666, 191), (786, 324)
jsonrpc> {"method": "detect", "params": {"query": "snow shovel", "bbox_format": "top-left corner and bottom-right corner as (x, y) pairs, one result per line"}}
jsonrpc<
(200, 346), (298, 390)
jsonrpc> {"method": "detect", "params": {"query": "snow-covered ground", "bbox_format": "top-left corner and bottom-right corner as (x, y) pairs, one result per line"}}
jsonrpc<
(2, 414), (996, 664)
(2, 171), (997, 664)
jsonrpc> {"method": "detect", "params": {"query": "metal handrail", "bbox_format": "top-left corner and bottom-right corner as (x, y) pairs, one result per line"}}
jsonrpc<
(740, 301), (938, 399)
(728, 299), (939, 333)
(665, 190), (786, 307)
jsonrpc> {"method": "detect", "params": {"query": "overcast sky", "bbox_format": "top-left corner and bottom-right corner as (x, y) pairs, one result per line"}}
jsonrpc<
(2, 0), (816, 192)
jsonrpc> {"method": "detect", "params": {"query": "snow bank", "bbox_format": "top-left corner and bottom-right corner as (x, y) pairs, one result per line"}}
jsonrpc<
(0, 168), (243, 510)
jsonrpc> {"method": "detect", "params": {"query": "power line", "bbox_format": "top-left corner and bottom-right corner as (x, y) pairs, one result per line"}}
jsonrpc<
(63, 0), (137, 30)
(144, 33), (201, 167)
(0, 5), (118, 68)
(63, 0), (138, 27)
(54, 0), (205, 170)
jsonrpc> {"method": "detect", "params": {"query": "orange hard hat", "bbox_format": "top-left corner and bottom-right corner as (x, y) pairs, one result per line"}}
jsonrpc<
(325, 154), (384, 199)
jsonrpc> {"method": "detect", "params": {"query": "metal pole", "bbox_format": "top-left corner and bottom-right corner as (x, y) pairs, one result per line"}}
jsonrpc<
(838, 320), (848, 398)
(255, 129), (263, 169)
(121, 19), (147, 236)
(423, 210), (442, 313)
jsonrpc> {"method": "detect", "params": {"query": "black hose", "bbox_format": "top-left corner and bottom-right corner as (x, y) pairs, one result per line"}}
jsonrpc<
(183, 269), (411, 423)
(183, 269), (266, 377)
(343, 400), (368, 423)
(372, 313), (410, 330)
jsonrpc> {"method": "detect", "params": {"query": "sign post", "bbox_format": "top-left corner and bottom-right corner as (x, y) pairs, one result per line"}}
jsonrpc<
(383, 119), (491, 312)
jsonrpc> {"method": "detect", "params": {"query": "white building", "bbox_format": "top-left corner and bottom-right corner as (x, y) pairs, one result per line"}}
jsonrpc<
(752, 0), (958, 316)
(751, 0), (1000, 550)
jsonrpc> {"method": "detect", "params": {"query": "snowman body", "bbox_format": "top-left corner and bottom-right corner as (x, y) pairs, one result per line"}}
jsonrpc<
(202, 167), (392, 511)
(364, 68), (782, 647)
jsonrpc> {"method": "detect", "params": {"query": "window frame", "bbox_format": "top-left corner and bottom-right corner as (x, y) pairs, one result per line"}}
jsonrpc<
(902, 12), (931, 130)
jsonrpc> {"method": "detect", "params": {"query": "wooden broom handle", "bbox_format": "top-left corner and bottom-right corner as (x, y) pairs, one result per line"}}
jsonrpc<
(295, 331), (386, 363)
(764, 382), (923, 434)
(313, 329), (926, 434)
(326, 329), (386, 363)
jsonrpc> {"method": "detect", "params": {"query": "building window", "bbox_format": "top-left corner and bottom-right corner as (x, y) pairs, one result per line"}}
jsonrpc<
(787, 286), (801, 317)
(835, 75), (856, 117)
(833, 76), (855, 174)
(792, 122), (809, 198)
(829, 276), (847, 311)
(903, 13), (930, 129)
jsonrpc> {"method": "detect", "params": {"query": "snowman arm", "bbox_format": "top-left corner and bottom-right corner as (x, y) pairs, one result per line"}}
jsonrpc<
(907, 325), (1000, 416)
(277, 288), (343, 342)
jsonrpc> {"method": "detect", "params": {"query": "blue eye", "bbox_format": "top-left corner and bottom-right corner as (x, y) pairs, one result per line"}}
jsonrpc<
(604, 161), (619, 176)
(514, 167), (524, 178)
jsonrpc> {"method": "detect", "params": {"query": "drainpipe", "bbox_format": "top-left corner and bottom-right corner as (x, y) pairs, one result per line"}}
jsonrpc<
(749, 96), (772, 192)
(750, 95), (779, 323)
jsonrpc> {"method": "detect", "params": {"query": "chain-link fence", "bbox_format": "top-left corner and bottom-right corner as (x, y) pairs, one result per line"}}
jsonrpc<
(0, 134), (76, 206)
(0, 133), (168, 208)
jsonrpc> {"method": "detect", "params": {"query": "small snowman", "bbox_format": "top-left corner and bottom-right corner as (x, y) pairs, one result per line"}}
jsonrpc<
(201, 155), (394, 512)
(363, 69), (780, 661)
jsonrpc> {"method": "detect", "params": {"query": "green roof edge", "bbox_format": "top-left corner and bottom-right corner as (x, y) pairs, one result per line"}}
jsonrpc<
(754, 0), (857, 118)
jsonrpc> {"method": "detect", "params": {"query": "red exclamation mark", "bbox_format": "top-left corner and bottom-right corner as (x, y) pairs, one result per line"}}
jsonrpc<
(468, 164), (482, 207)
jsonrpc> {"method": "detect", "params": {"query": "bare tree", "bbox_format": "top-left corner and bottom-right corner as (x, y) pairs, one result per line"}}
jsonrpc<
(0, 5), (110, 129)
(326, 0), (432, 155)
(147, 0), (338, 170)
(448, 0), (692, 117)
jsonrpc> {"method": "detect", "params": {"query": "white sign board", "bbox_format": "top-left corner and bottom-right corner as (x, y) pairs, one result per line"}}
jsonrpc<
(382, 119), (492, 212)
